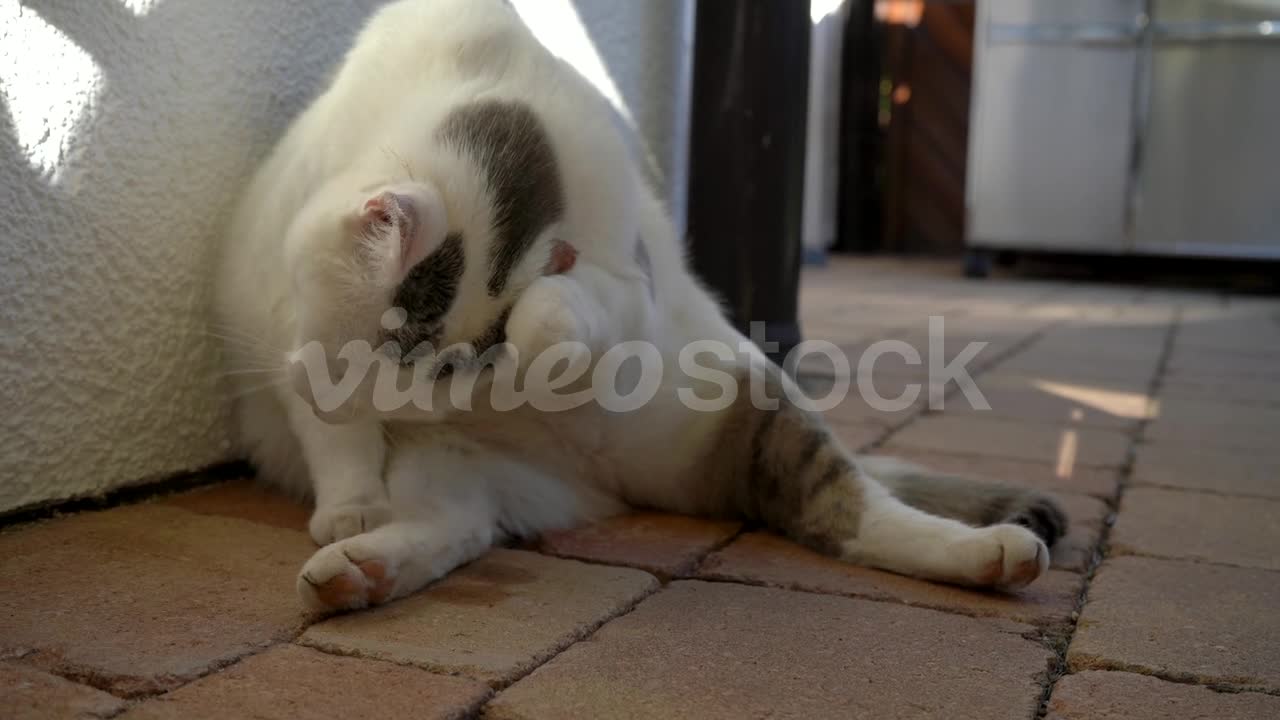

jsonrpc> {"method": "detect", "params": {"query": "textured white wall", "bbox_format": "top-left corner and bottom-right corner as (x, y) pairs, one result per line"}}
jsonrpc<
(0, 0), (692, 512)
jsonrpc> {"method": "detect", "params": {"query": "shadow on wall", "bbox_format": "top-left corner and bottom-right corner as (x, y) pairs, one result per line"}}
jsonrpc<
(0, 0), (385, 511)
(0, 0), (693, 513)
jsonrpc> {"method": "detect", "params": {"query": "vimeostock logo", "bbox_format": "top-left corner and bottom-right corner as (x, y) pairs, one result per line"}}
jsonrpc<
(287, 316), (990, 419)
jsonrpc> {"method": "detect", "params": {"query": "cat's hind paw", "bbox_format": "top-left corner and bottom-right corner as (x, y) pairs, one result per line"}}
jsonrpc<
(949, 524), (1048, 591)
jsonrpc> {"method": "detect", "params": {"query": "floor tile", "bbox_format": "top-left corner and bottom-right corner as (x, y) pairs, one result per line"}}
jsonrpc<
(950, 374), (1152, 430)
(1048, 492), (1110, 572)
(0, 506), (313, 696)
(121, 645), (489, 720)
(697, 532), (1084, 630)
(161, 479), (309, 532)
(537, 513), (739, 580)
(1143, 399), (1280, 454)
(1131, 445), (1280, 499)
(1068, 556), (1280, 691)
(299, 549), (657, 685)
(1110, 488), (1280, 570)
(1, 662), (126, 720)
(865, 448), (1121, 499)
(1046, 671), (1280, 720)
(488, 581), (1052, 720)
(886, 415), (1132, 468)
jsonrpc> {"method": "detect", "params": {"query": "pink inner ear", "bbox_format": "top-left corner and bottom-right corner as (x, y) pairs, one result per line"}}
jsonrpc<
(545, 239), (577, 275)
(361, 192), (426, 277)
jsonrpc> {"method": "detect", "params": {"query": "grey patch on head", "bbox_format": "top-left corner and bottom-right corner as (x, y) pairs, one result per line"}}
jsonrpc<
(387, 233), (465, 362)
(634, 235), (655, 300)
(437, 100), (565, 297)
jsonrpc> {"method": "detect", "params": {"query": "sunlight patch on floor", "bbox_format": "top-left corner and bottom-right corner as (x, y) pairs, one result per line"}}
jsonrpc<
(1034, 379), (1156, 421)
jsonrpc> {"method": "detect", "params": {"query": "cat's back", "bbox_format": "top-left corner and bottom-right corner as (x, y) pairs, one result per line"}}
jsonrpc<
(324, 0), (635, 225)
(340, 0), (535, 93)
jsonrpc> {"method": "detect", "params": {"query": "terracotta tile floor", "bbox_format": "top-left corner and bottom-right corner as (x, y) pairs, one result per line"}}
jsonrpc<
(4, 258), (1279, 719)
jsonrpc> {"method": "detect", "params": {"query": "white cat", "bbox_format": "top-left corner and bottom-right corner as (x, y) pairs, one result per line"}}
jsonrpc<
(215, 0), (1065, 612)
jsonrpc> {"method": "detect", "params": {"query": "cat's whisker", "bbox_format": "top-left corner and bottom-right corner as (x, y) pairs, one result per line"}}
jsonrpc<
(219, 367), (286, 378)
(226, 377), (289, 401)
(203, 335), (283, 360)
(386, 146), (416, 182)
(203, 324), (291, 355)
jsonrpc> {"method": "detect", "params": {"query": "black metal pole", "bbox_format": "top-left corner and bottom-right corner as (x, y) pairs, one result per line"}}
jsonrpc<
(685, 0), (812, 363)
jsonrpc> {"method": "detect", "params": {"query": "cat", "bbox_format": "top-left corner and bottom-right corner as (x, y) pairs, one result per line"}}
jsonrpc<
(215, 0), (1066, 612)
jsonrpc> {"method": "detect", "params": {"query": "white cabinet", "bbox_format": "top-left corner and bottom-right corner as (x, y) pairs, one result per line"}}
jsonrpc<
(968, 0), (1280, 260)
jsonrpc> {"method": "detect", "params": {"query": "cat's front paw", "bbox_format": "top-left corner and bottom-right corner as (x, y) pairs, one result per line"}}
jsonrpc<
(949, 524), (1048, 591)
(506, 275), (590, 366)
(309, 501), (392, 546)
(298, 539), (396, 613)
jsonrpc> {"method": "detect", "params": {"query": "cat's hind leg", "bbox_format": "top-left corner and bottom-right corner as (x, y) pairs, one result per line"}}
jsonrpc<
(710, 369), (1056, 590)
(835, 474), (1049, 590)
(297, 442), (498, 612)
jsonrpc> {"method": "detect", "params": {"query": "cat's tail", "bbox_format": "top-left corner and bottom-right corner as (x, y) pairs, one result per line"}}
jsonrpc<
(708, 365), (1065, 588)
(855, 456), (1069, 547)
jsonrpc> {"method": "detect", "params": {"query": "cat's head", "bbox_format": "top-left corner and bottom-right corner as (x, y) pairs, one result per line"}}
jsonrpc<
(282, 100), (572, 420)
(281, 175), (568, 420)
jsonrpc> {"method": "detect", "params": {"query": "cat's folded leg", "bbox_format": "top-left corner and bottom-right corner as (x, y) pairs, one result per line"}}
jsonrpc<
(297, 517), (495, 612)
(286, 397), (392, 546)
(296, 436), (603, 612)
(295, 441), (501, 612)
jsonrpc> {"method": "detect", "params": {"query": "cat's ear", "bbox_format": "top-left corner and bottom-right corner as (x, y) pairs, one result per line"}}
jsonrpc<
(350, 185), (446, 284)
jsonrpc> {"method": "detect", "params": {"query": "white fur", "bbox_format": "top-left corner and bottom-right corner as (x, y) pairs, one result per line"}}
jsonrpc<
(216, 0), (1047, 612)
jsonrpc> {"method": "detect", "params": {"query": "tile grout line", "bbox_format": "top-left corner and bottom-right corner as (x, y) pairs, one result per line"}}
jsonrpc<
(860, 313), (1071, 452)
(474, 528), (753, 712)
(1120, 482), (1280, 503)
(685, 573), (1065, 642)
(1062, 654), (1280, 699)
(1030, 303), (1184, 720)
(1103, 549), (1280, 574)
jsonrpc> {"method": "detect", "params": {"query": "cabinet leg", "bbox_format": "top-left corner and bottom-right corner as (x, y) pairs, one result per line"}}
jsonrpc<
(963, 248), (992, 279)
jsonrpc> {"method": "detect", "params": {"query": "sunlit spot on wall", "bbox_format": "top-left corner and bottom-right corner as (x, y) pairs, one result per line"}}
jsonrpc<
(509, 0), (631, 122)
(117, 0), (163, 17)
(0, 4), (104, 184)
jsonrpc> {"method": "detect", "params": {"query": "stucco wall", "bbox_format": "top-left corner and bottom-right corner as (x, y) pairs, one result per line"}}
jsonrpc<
(0, 0), (692, 512)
